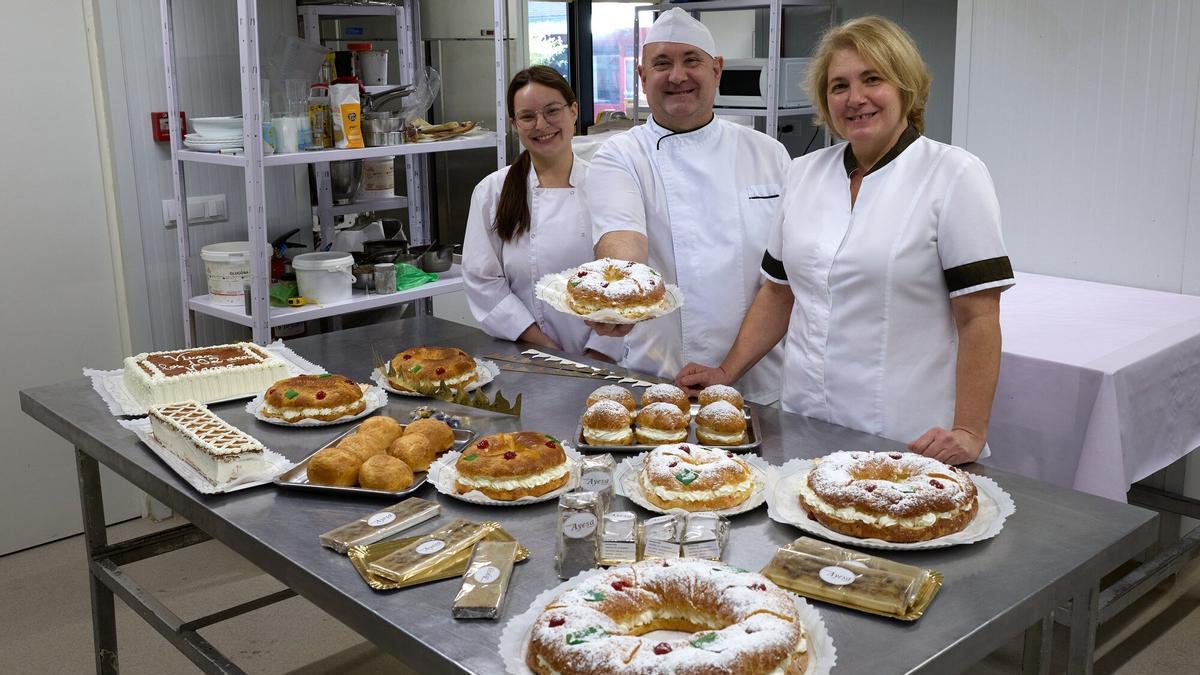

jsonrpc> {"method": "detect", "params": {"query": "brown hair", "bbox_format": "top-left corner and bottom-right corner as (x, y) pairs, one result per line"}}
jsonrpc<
(806, 16), (931, 135)
(494, 66), (578, 242)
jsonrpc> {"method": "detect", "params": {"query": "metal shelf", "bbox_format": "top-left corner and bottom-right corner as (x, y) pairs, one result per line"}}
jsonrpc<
(315, 195), (409, 217)
(714, 105), (816, 117)
(189, 266), (465, 328)
(262, 133), (498, 166)
(177, 149), (246, 167)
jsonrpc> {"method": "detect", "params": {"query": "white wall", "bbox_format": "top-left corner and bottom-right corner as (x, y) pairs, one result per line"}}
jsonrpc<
(954, 0), (1200, 292)
(0, 0), (141, 553)
(99, 0), (309, 353)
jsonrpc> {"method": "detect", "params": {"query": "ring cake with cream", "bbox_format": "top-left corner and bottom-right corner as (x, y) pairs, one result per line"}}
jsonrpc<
(527, 558), (809, 675)
(124, 342), (290, 407)
(260, 374), (366, 423)
(455, 431), (570, 500)
(388, 346), (478, 393)
(639, 443), (756, 511)
(797, 450), (979, 542)
(148, 400), (267, 485)
(565, 259), (668, 319)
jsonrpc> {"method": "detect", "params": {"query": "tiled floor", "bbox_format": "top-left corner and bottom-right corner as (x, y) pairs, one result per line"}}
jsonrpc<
(1, 516), (1197, 674)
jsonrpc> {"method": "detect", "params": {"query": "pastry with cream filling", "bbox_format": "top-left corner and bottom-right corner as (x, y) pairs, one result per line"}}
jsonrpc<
(634, 402), (688, 445)
(639, 443), (755, 511)
(695, 401), (747, 446)
(260, 374), (366, 423)
(455, 431), (570, 500)
(582, 400), (634, 446)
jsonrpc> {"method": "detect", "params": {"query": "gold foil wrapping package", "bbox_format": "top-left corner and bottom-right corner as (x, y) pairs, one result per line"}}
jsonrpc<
(577, 454), (615, 512)
(598, 511), (638, 566)
(761, 536), (943, 620)
(452, 540), (519, 619)
(555, 491), (600, 579)
(351, 519), (528, 590)
(318, 497), (440, 554)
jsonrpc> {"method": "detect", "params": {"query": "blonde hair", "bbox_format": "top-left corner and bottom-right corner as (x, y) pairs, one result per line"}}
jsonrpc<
(806, 16), (931, 135)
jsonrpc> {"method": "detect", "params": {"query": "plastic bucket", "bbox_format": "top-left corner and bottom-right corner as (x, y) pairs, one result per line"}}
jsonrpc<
(359, 49), (389, 85)
(200, 241), (251, 305)
(292, 251), (354, 304)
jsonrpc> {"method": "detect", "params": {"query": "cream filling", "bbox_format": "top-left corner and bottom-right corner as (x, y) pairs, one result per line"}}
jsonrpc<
(696, 429), (746, 444)
(125, 355), (290, 407)
(457, 462), (569, 490)
(797, 478), (971, 528)
(584, 427), (633, 443)
(395, 368), (476, 388)
(149, 409), (266, 485)
(261, 400), (360, 420)
(641, 473), (754, 502)
(635, 427), (688, 442)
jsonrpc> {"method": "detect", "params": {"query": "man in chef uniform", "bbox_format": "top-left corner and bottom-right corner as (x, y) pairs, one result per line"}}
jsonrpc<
(587, 8), (789, 404)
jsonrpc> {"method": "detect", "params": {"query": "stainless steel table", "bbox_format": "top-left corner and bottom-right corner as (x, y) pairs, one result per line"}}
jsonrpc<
(20, 316), (1158, 675)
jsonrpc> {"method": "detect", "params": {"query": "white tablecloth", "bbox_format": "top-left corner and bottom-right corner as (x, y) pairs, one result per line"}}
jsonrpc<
(984, 272), (1200, 501)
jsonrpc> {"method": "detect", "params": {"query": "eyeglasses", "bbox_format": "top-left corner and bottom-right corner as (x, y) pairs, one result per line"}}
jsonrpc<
(513, 103), (568, 129)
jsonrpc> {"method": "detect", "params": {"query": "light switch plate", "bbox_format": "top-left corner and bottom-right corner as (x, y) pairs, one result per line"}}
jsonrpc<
(162, 194), (227, 228)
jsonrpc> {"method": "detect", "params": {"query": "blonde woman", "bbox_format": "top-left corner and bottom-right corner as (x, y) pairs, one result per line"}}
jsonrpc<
(678, 16), (1013, 464)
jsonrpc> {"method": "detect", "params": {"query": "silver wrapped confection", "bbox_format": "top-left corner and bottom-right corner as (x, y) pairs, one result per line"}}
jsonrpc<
(577, 453), (616, 512)
(555, 491), (600, 579)
(638, 513), (684, 560)
(681, 511), (729, 561)
(598, 511), (638, 566)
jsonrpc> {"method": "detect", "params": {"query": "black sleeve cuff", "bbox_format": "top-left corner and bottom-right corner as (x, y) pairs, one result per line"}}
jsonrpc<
(761, 251), (787, 282)
(943, 256), (1014, 294)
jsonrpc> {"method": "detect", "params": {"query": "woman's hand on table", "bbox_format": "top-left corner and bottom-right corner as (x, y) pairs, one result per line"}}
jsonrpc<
(907, 426), (984, 465)
(675, 363), (733, 397)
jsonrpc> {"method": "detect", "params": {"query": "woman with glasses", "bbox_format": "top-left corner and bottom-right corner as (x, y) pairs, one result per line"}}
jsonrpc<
(462, 66), (622, 359)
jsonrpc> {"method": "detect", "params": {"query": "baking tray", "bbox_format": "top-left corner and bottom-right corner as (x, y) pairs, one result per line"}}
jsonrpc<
(575, 405), (762, 453)
(274, 421), (476, 497)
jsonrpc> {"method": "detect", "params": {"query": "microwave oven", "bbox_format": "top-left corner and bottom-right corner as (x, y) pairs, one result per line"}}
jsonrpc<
(716, 58), (811, 109)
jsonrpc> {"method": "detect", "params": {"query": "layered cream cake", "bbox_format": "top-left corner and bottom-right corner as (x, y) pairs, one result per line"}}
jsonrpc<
(123, 342), (290, 407)
(148, 400), (267, 485)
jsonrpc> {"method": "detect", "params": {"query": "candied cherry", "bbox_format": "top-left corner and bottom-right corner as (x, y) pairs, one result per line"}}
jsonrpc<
(611, 580), (628, 591)
(679, 445), (691, 454)
(548, 617), (565, 628)
(749, 583), (767, 591)
(930, 479), (945, 489)
(476, 440), (489, 449)
(268, 388), (275, 396)
(653, 643), (672, 655)
(889, 452), (903, 460)
(864, 484), (876, 493)
(668, 461), (679, 468)
(601, 282), (609, 288)
(576, 270), (587, 278)
(403, 354), (412, 360)
(435, 367), (446, 375)
(545, 440), (556, 448)
(316, 391), (326, 400)
(726, 452), (734, 458)
(503, 451), (517, 460)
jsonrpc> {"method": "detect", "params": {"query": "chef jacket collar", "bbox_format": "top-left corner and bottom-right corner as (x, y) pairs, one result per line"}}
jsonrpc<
(648, 114), (718, 150)
(529, 151), (586, 188)
(843, 124), (920, 177)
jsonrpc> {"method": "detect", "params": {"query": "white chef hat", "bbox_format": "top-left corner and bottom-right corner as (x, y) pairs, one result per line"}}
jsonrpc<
(644, 8), (718, 58)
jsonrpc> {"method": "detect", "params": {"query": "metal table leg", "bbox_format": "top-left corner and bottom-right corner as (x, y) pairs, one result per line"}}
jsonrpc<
(76, 448), (118, 674)
(1067, 584), (1100, 675)
(1022, 613), (1053, 675)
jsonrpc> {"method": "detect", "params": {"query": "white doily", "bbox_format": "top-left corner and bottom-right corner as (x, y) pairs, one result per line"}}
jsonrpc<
(245, 384), (388, 427)
(498, 565), (836, 675)
(614, 451), (775, 517)
(87, 340), (325, 417)
(765, 458), (1015, 550)
(371, 358), (499, 397)
(120, 418), (291, 495)
(427, 443), (582, 506)
(534, 270), (683, 325)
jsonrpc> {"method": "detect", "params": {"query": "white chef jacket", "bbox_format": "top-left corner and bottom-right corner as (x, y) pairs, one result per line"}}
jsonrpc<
(588, 116), (790, 403)
(762, 127), (1014, 447)
(462, 154), (623, 359)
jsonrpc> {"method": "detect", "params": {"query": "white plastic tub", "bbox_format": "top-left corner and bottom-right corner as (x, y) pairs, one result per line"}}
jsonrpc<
(200, 241), (251, 305)
(292, 251), (354, 304)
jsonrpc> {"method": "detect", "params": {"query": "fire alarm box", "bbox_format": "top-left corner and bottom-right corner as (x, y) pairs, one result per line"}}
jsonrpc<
(151, 111), (187, 142)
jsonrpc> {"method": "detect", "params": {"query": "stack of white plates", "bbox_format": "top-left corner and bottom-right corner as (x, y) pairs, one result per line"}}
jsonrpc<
(183, 133), (243, 152)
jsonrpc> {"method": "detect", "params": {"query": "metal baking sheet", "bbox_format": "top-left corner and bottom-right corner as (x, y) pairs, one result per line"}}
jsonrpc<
(575, 405), (762, 453)
(274, 422), (476, 497)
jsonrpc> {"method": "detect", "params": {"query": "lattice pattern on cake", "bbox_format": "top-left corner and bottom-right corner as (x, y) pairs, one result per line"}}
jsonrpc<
(151, 401), (264, 457)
